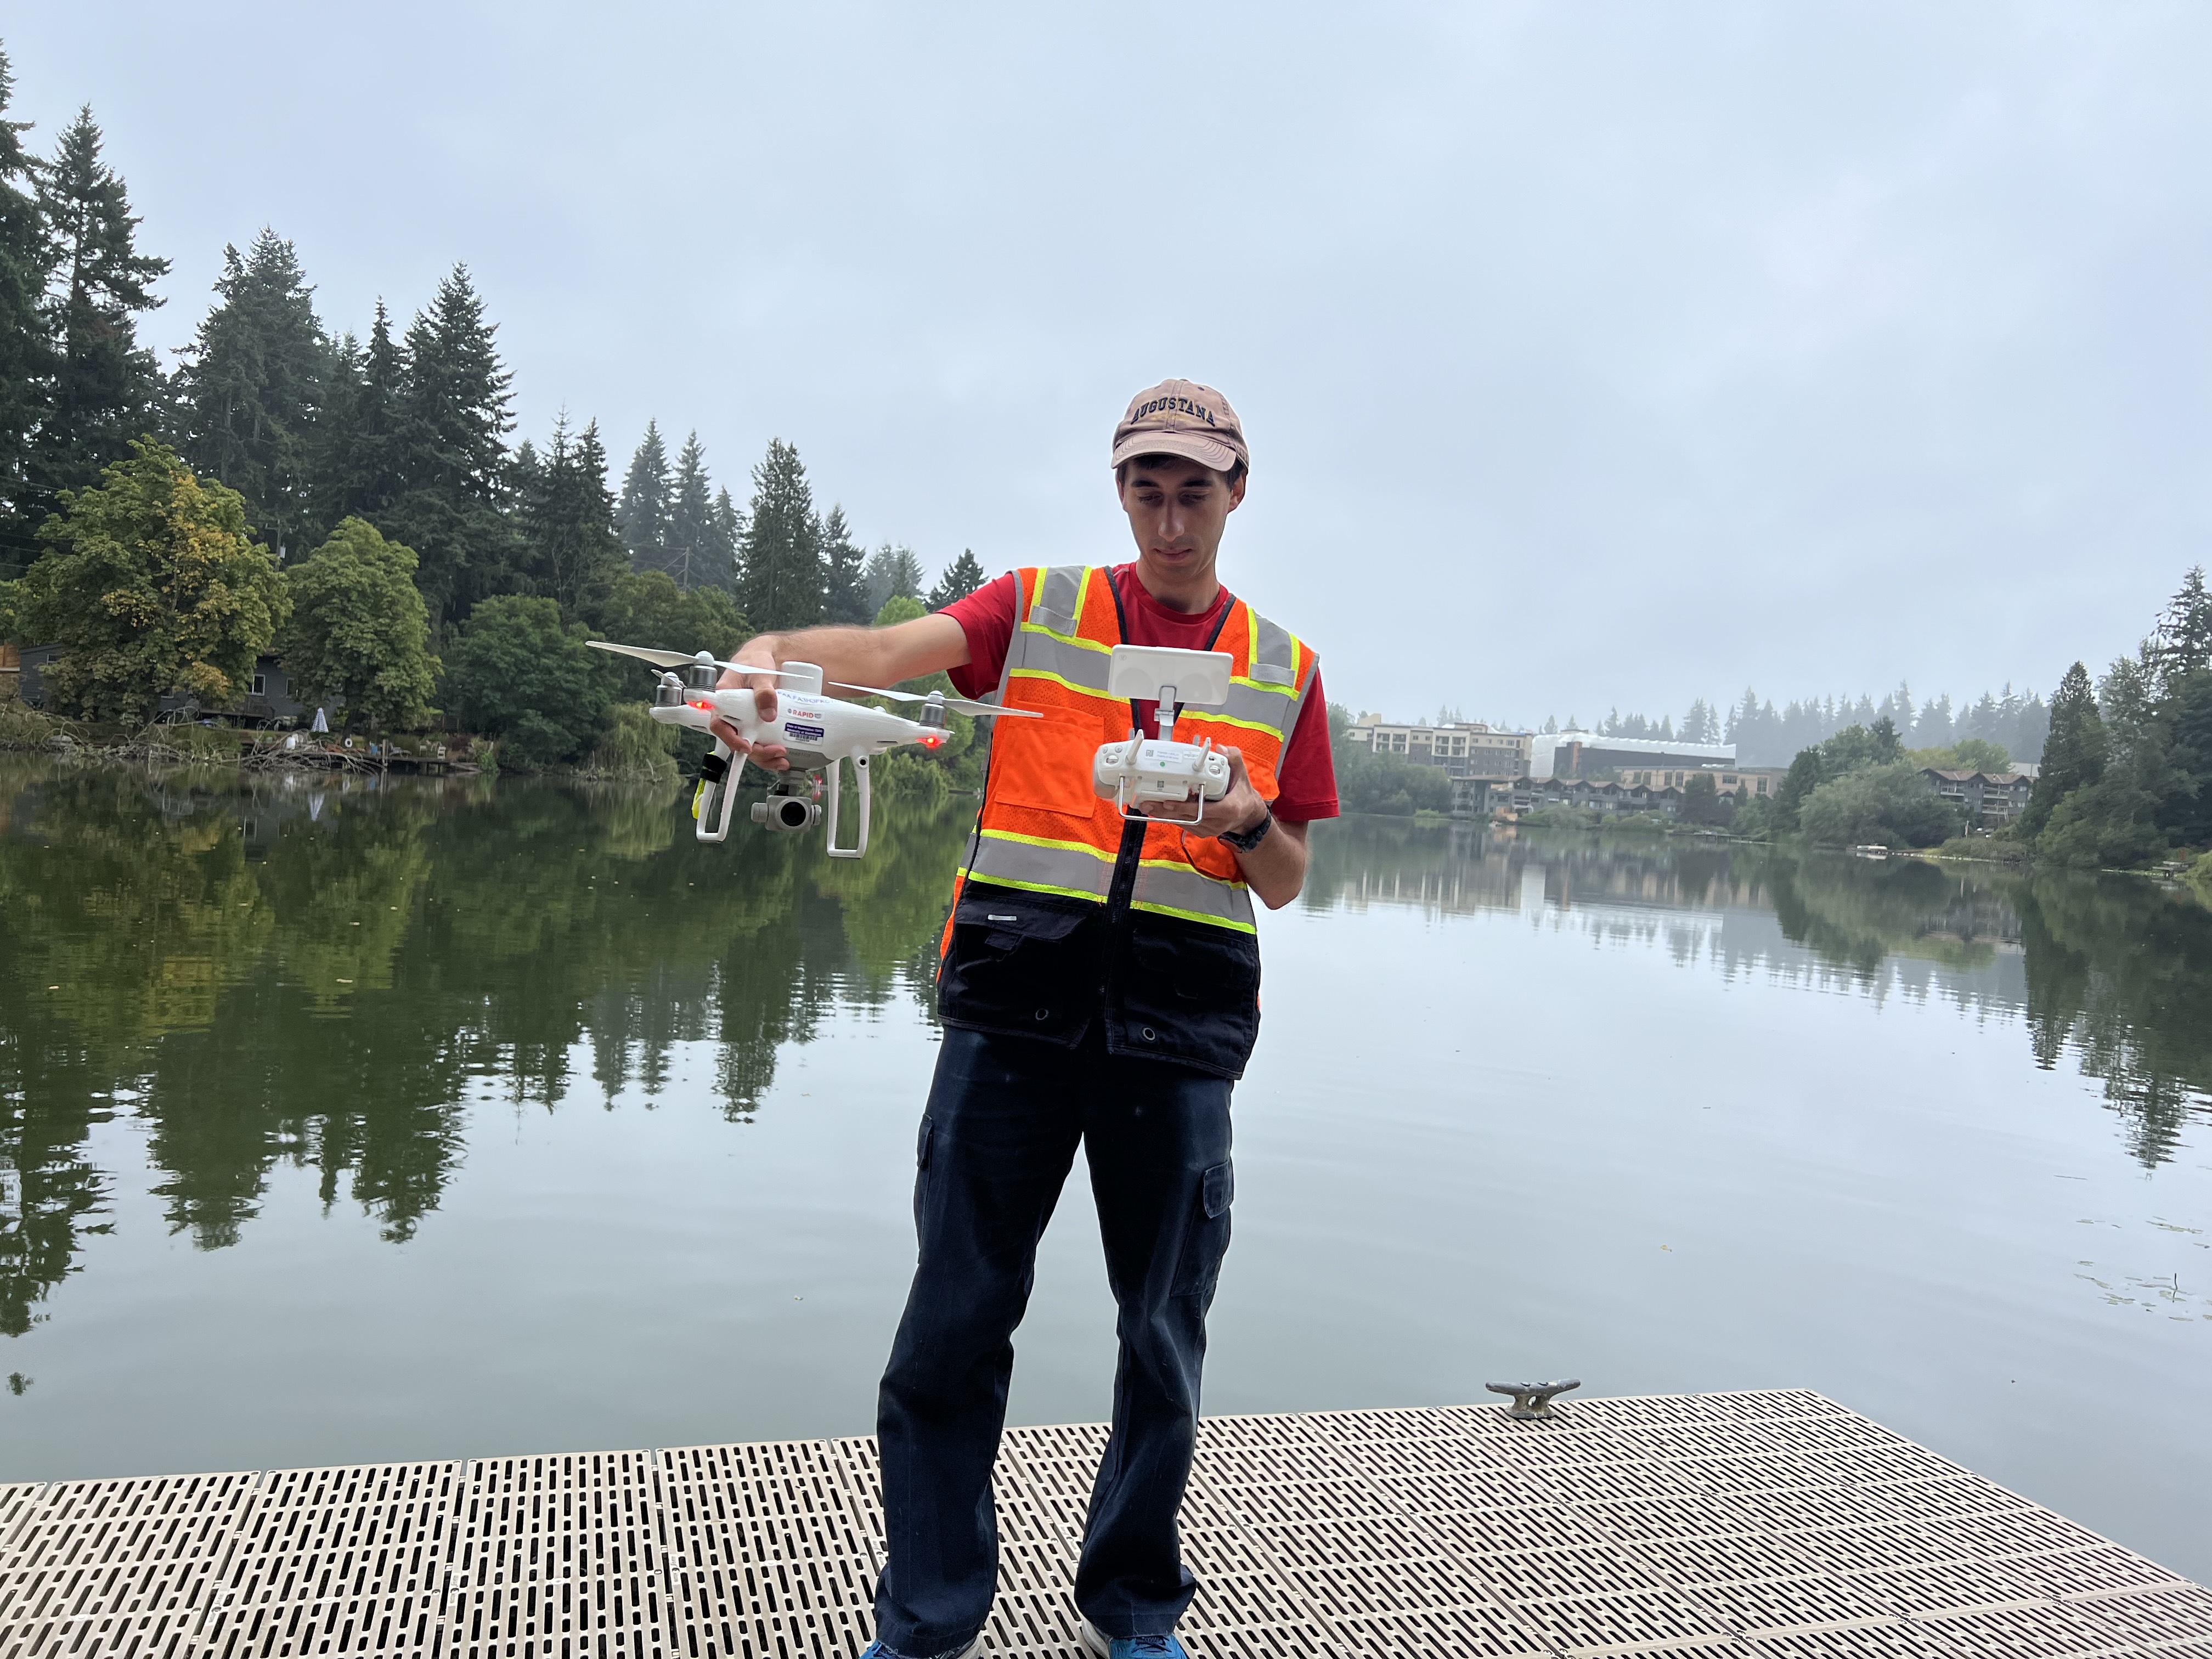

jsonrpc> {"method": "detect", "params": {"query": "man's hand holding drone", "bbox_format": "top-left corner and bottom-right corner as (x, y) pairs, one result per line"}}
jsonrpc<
(710, 643), (792, 771)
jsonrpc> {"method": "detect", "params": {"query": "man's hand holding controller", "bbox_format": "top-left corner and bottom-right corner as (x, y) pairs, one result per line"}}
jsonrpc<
(1130, 745), (1272, 845)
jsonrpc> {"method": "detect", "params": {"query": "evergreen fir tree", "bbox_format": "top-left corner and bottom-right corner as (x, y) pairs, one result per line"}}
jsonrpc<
(924, 548), (987, 610)
(711, 487), (742, 588)
(1914, 693), (1955, 749)
(0, 46), (53, 573)
(819, 504), (870, 622)
(25, 106), (169, 527)
(736, 438), (822, 633)
(616, 421), (671, 577)
(2147, 566), (2212, 692)
(173, 229), (328, 558)
(383, 265), (517, 633)
(519, 412), (625, 616)
(862, 543), (925, 614)
(2023, 662), (2106, 835)
(314, 300), (407, 532)
(665, 431), (728, 591)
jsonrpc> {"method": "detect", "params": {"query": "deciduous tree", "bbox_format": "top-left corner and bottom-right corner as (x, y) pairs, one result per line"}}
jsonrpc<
(280, 517), (437, 730)
(17, 439), (286, 721)
(1797, 762), (1960, 849)
(440, 594), (607, 767)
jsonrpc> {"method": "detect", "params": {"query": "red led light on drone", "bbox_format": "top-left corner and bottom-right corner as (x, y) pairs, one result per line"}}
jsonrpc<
(920, 733), (945, 748)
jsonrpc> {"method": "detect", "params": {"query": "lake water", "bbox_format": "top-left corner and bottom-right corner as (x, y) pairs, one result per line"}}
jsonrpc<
(2, 760), (2208, 1579)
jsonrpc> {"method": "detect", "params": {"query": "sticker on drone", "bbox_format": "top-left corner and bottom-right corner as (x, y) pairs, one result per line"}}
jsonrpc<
(784, 722), (825, 742)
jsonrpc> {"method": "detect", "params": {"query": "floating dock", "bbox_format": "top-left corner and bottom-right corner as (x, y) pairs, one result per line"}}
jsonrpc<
(3, 1390), (2206, 1657)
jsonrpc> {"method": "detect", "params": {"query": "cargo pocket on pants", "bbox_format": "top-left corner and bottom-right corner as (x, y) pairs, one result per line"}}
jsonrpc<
(1172, 1159), (1234, 1301)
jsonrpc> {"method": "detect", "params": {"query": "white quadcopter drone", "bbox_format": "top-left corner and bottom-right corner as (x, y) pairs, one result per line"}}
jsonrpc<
(590, 641), (1238, 859)
(588, 642), (1039, 857)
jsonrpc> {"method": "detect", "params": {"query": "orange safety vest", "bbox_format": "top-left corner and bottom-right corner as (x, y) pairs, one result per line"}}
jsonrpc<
(934, 566), (1319, 1076)
(953, 565), (1317, 930)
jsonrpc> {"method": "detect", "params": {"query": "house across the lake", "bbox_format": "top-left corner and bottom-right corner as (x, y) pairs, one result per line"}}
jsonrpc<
(13, 646), (328, 726)
(1921, 768), (2035, 826)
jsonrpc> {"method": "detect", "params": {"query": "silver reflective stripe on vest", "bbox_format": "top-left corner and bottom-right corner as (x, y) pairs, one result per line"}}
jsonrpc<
(1200, 683), (1300, 738)
(1133, 857), (1257, 932)
(970, 831), (1113, 900)
(1025, 565), (1090, 640)
(1248, 611), (1299, 691)
(1008, 631), (1115, 694)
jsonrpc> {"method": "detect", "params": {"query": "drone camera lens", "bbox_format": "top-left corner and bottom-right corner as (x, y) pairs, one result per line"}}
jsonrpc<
(777, 799), (811, 829)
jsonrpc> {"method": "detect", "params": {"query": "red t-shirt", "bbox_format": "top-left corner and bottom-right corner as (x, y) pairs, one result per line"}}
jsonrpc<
(941, 566), (1340, 822)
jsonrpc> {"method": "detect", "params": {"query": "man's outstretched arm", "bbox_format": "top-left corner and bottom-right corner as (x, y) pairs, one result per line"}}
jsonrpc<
(712, 614), (972, 766)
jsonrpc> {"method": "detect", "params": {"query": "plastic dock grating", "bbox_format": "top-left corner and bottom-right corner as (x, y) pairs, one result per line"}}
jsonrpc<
(1, 1391), (2206, 1657)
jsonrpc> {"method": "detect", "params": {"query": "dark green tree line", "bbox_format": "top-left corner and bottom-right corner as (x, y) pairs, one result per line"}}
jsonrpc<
(0, 38), (970, 768)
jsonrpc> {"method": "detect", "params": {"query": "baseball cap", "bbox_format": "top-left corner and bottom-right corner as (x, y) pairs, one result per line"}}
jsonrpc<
(1110, 379), (1249, 474)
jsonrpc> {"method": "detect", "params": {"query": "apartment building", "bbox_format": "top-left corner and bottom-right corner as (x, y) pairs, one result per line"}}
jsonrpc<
(1345, 715), (1533, 780)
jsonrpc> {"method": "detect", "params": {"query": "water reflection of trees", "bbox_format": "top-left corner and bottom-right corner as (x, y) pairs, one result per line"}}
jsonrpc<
(1306, 818), (2212, 1169)
(0, 760), (972, 1334)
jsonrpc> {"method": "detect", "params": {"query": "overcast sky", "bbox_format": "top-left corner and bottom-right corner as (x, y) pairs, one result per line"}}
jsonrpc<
(10, 3), (2209, 729)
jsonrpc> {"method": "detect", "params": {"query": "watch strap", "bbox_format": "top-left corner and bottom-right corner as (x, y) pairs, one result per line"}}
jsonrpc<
(1222, 804), (1274, 853)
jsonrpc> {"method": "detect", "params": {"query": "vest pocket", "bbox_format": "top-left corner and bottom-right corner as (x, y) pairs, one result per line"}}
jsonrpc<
(1115, 923), (1261, 1077)
(989, 712), (1108, 820)
(937, 886), (1099, 1042)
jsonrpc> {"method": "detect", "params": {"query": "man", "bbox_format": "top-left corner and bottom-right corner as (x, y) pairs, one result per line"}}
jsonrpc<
(714, 380), (1335, 1659)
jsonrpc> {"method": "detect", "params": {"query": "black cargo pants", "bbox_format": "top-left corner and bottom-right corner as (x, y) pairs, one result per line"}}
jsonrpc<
(871, 1023), (1234, 1657)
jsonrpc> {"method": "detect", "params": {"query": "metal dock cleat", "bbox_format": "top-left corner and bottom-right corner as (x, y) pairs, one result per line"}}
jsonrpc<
(1486, 1378), (1581, 1420)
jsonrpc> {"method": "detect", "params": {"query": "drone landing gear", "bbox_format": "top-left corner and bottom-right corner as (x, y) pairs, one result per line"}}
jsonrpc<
(695, 743), (744, 842)
(823, 751), (872, 859)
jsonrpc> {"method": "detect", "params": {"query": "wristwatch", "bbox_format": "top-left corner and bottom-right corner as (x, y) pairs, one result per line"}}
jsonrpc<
(1221, 804), (1274, 854)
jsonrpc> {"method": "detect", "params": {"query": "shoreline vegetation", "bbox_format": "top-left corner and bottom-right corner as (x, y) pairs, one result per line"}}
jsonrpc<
(0, 43), (986, 793)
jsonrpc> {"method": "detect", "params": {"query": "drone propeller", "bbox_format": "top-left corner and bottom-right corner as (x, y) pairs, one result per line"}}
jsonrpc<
(586, 641), (817, 678)
(828, 682), (1041, 719)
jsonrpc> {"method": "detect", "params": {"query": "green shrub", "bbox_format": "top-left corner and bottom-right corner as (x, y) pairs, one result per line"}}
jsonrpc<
(1519, 805), (1600, 830)
(0, 702), (57, 748)
(1799, 761), (1962, 848)
(1936, 835), (2032, 865)
(586, 703), (679, 783)
(2037, 776), (2170, 870)
(2188, 850), (2212, 903)
(165, 722), (241, 760)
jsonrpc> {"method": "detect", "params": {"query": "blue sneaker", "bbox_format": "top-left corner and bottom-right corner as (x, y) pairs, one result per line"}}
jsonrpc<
(857, 1640), (982, 1659)
(1078, 1617), (1188, 1658)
